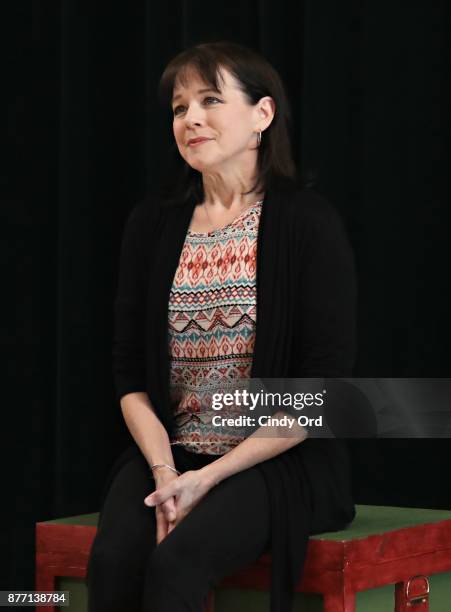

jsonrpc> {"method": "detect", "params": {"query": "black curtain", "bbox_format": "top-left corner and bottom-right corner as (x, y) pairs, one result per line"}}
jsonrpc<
(3, 0), (449, 590)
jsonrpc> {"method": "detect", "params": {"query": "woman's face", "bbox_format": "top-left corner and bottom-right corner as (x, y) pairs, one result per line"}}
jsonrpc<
(171, 67), (272, 175)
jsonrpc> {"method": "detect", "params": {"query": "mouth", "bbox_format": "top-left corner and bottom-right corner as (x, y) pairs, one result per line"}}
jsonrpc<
(187, 138), (212, 147)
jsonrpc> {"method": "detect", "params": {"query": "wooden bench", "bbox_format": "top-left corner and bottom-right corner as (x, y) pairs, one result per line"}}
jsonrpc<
(36, 505), (451, 611)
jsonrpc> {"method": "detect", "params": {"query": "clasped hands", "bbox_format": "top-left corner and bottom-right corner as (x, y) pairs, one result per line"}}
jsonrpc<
(144, 468), (212, 544)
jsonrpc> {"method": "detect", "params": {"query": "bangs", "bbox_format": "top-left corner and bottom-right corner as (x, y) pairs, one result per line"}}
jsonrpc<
(158, 50), (232, 107)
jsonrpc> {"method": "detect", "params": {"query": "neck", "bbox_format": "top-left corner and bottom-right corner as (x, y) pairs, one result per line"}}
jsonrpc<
(201, 169), (263, 209)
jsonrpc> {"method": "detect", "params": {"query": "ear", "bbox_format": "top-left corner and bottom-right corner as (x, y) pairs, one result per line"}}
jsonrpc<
(256, 96), (276, 132)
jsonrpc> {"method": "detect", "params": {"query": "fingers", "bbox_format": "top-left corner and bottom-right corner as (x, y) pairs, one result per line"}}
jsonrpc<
(155, 510), (167, 545)
(162, 497), (177, 523)
(145, 480), (178, 507)
(167, 521), (176, 535)
(153, 497), (178, 545)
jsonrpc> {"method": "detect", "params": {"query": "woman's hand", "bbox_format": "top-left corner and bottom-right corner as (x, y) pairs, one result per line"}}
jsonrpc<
(144, 469), (213, 527)
(149, 470), (179, 544)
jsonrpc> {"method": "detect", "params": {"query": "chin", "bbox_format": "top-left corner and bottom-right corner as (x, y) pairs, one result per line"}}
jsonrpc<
(183, 151), (225, 173)
(185, 158), (217, 173)
(185, 160), (206, 172)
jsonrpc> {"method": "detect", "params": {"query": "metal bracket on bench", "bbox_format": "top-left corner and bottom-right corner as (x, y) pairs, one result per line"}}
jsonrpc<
(405, 575), (429, 606)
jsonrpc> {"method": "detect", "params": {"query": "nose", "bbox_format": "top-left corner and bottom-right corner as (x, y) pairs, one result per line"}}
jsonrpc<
(184, 103), (204, 128)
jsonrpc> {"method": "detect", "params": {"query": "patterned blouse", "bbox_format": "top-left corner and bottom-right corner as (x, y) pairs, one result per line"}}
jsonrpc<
(168, 200), (263, 455)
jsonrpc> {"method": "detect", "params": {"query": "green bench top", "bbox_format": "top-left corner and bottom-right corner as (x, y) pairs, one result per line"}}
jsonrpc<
(41, 505), (451, 542)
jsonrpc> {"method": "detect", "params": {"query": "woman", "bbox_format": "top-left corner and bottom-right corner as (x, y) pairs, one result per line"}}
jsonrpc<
(87, 41), (356, 612)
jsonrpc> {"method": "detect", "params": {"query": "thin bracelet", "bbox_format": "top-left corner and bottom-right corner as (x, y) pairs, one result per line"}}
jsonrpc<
(150, 463), (181, 478)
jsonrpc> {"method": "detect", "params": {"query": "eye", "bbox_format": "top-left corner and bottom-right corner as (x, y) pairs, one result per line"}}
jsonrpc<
(172, 96), (222, 116)
(203, 96), (221, 105)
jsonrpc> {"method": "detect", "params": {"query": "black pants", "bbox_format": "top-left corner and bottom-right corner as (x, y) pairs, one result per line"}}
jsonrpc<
(86, 444), (271, 612)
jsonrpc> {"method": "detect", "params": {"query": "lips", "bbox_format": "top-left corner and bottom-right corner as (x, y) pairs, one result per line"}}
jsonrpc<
(187, 137), (212, 146)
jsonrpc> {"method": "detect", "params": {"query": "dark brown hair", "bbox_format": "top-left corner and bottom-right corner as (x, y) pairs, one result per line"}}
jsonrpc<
(158, 40), (298, 204)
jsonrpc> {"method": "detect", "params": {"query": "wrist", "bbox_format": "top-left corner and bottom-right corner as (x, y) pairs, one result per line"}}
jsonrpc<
(150, 463), (180, 476)
(153, 468), (179, 486)
(150, 463), (180, 483)
(199, 463), (222, 489)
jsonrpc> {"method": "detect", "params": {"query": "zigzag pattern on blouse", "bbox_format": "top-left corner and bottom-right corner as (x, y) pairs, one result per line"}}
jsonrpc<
(168, 200), (262, 455)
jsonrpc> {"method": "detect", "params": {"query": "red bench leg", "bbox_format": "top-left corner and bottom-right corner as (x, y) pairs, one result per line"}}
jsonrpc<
(395, 576), (429, 611)
(205, 590), (215, 612)
(323, 589), (356, 612)
(35, 558), (56, 612)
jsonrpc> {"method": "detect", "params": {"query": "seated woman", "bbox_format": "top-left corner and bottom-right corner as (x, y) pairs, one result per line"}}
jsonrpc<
(87, 40), (357, 612)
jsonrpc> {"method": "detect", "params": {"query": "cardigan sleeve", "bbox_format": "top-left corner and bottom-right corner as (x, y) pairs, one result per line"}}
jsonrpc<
(295, 190), (357, 378)
(112, 200), (156, 403)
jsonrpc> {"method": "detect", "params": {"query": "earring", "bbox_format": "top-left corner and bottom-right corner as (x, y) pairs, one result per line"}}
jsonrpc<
(256, 130), (262, 147)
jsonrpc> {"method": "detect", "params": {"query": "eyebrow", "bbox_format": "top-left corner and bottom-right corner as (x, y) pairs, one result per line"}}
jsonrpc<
(172, 88), (220, 103)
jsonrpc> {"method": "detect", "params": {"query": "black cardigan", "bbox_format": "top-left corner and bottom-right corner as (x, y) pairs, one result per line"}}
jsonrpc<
(113, 177), (357, 612)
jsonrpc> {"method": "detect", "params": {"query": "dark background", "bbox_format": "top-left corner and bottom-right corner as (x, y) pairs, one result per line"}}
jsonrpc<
(3, 0), (449, 590)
